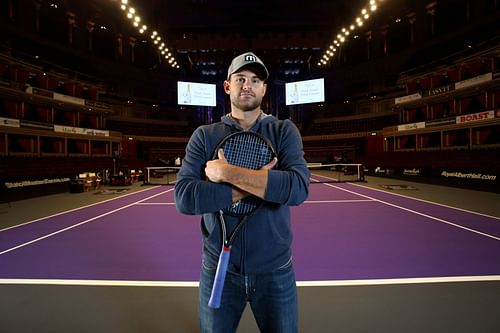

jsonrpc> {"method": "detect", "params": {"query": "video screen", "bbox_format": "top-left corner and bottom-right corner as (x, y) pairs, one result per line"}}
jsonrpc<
(177, 81), (216, 107)
(285, 78), (325, 106)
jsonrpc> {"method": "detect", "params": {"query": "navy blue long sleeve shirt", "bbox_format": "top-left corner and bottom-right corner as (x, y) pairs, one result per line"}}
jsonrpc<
(175, 113), (309, 274)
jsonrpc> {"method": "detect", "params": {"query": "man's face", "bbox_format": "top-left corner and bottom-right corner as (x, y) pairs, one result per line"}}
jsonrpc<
(224, 69), (267, 112)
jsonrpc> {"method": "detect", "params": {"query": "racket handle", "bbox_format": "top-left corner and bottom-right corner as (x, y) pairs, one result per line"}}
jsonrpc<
(208, 246), (231, 309)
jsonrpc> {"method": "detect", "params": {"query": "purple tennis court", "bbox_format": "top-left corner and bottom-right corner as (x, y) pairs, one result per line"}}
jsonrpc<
(1, 180), (500, 333)
(1, 180), (499, 283)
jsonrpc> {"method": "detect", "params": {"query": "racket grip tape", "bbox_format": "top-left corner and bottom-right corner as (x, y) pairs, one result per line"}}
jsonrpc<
(208, 246), (231, 308)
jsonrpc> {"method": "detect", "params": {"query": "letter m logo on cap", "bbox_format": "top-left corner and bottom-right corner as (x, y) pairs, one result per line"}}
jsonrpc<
(245, 55), (256, 62)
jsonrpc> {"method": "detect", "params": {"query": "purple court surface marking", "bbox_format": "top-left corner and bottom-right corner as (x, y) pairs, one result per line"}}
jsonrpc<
(0, 181), (499, 285)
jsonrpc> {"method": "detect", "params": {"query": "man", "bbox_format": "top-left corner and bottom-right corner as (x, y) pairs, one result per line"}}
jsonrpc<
(175, 52), (310, 333)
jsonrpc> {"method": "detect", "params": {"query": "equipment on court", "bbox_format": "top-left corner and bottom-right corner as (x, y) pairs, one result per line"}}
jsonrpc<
(308, 163), (365, 183)
(208, 131), (276, 309)
(143, 166), (180, 185)
(144, 163), (364, 186)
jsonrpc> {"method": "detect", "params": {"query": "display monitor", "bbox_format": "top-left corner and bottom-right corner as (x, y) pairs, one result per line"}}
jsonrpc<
(285, 78), (325, 106)
(177, 81), (216, 107)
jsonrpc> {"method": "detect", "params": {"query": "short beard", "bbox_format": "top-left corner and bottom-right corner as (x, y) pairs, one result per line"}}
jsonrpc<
(231, 96), (262, 112)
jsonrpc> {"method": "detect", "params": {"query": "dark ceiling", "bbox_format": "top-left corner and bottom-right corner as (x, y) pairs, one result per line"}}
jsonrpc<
(113, 0), (368, 80)
(1, 0), (401, 83)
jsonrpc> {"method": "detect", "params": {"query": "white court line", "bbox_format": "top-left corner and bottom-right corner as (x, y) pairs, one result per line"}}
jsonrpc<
(0, 278), (198, 287)
(137, 199), (375, 205)
(304, 199), (374, 204)
(0, 185), (164, 233)
(0, 188), (174, 256)
(136, 202), (176, 205)
(319, 182), (500, 241)
(1, 275), (499, 287)
(348, 181), (500, 220)
(311, 175), (499, 220)
(297, 275), (500, 286)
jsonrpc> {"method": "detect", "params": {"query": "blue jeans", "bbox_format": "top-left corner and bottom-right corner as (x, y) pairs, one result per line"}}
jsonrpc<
(199, 260), (298, 333)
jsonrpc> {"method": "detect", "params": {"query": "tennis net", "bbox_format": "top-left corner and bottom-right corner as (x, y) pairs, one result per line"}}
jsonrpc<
(144, 166), (180, 185)
(308, 163), (365, 183)
(144, 163), (366, 185)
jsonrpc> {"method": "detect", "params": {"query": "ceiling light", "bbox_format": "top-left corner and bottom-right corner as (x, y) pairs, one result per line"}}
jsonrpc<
(318, 0), (384, 67)
(115, 2), (178, 71)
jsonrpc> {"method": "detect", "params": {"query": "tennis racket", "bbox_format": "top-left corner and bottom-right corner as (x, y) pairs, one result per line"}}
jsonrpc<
(208, 131), (276, 309)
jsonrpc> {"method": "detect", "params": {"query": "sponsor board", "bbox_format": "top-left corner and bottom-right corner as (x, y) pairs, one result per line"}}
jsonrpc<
(425, 84), (453, 97)
(54, 125), (109, 137)
(395, 93), (422, 104)
(456, 110), (494, 124)
(85, 100), (112, 109)
(379, 184), (418, 190)
(441, 171), (497, 182)
(6, 178), (70, 188)
(20, 120), (54, 130)
(374, 167), (394, 175)
(0, 117), (20, 128)
(397, 121), (426, 131)
(26, 86), (54, 98)
(454, 72), (492, 90)
(53, 92), (85, 105)
(403, 168), (421, 176)
(426, 117), (456, 127)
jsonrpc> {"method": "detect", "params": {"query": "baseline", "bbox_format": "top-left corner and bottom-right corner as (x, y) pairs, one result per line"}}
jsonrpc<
(1, 275), (499, 287)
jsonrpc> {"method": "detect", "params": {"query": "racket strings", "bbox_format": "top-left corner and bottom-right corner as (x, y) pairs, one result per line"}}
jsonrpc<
(223, 134), (273, 170)
(219, 132), (275, 216)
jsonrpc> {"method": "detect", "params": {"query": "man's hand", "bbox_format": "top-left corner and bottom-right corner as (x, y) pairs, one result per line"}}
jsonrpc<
(205, 149), (278, 200)
(205, 149), (230, 183)
(261, 156), (278, 170)
(231, 156), (277, 201)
